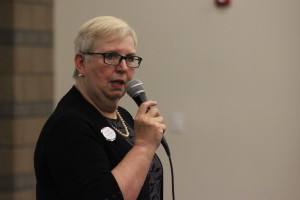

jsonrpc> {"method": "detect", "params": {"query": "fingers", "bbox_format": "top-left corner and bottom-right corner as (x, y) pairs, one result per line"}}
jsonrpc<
(135, 101), (166, 134)
(158, 122), (167, 134)
(134, 101), (166, 148)
(137, 101), (157, 115)
(137, 101), (163, 119)
(149, 116), (166, 134)
(155, 116), (164, 123)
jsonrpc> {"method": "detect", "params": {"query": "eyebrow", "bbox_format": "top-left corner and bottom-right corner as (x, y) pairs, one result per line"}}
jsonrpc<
(105, 51), (137, 56)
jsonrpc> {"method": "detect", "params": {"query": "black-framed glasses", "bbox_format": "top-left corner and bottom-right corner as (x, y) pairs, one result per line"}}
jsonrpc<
(85, 52), (142, 68)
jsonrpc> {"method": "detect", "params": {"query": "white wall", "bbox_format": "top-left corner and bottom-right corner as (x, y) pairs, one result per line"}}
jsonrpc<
(55, 1), (300, 199)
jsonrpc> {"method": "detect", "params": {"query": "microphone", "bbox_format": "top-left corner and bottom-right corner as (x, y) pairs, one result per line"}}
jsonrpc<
(126, 79), (171, 156)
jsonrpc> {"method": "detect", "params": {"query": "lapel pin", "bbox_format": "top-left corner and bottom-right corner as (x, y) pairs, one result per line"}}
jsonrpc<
(101, 127), (116, 141)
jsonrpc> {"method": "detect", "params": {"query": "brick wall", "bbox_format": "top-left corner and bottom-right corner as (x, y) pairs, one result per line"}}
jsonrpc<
(0, 0), (53, 199)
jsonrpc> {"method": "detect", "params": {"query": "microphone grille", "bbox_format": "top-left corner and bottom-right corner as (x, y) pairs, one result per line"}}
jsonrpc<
(126, 79), (145, 98)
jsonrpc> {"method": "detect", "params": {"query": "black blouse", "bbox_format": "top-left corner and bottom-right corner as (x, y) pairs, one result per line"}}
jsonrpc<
(34, 86), (163, 200)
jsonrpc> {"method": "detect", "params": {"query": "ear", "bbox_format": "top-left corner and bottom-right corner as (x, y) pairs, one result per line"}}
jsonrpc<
(74, 53), (86, 76)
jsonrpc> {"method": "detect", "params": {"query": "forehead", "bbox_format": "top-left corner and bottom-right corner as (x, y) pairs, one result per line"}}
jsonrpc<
(94, 35), (136, 52)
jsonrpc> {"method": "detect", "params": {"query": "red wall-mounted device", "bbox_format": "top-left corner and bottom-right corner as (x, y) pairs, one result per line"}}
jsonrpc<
(215, 0), (230, 7)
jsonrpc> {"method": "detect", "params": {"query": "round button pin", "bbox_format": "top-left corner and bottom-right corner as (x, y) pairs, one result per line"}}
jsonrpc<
(101, 127), (116, 141)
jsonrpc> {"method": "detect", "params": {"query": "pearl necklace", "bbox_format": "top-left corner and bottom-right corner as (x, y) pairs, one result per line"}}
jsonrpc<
(111, 110), (129, 138)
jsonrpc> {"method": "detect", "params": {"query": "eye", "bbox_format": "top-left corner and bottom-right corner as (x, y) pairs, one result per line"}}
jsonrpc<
(126, 56), (135, 62)
(105, 53), (119, 60)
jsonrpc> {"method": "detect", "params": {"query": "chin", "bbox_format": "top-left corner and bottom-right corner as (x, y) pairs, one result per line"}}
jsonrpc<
(111, 91), (126, 100)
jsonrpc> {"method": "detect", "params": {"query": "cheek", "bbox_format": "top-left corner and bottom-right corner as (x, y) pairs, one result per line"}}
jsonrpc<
(127, 69), (135, 80)
(89, 65), (111, 79)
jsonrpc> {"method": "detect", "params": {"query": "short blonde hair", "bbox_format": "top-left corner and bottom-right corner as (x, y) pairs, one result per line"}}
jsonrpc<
(73, 16), (138, 78)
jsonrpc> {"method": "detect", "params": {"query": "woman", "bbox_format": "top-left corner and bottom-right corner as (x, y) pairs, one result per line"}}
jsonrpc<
(34, 16), (166, 200)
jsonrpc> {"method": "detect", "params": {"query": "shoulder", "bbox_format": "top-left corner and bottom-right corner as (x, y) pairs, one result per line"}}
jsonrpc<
(39, 94), (109, 147)
(48, 86), (107, 129)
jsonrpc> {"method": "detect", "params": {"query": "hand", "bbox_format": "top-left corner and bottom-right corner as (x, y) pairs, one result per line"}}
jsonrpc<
(134, 101), (166, 152)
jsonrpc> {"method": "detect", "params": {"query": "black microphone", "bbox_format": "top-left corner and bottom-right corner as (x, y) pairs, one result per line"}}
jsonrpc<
(126, 79), (171, 156)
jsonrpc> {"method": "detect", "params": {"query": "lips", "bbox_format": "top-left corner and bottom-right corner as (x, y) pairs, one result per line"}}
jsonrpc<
(111, 79), (124, 85)
(110, 79), (125, 87)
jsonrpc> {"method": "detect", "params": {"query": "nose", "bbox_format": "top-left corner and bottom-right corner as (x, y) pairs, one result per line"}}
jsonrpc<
(115, 58), (128, 72)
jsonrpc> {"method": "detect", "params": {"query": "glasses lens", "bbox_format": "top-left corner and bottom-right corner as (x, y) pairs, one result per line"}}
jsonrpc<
(126, 56), (141, 68)
(104, 54), (120, 65)
(103, 53), (141, 68)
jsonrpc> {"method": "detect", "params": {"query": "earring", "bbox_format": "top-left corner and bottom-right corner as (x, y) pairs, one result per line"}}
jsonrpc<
(78, 73), (85, 77)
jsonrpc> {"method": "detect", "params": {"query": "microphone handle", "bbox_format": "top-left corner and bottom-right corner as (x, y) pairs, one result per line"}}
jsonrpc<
(132, 93), (148, 107)
(133, 93), (171, 156)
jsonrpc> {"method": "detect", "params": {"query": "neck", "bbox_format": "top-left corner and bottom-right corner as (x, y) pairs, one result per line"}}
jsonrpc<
(75, 83), (118, 119)
(100, 108), (117, 119)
